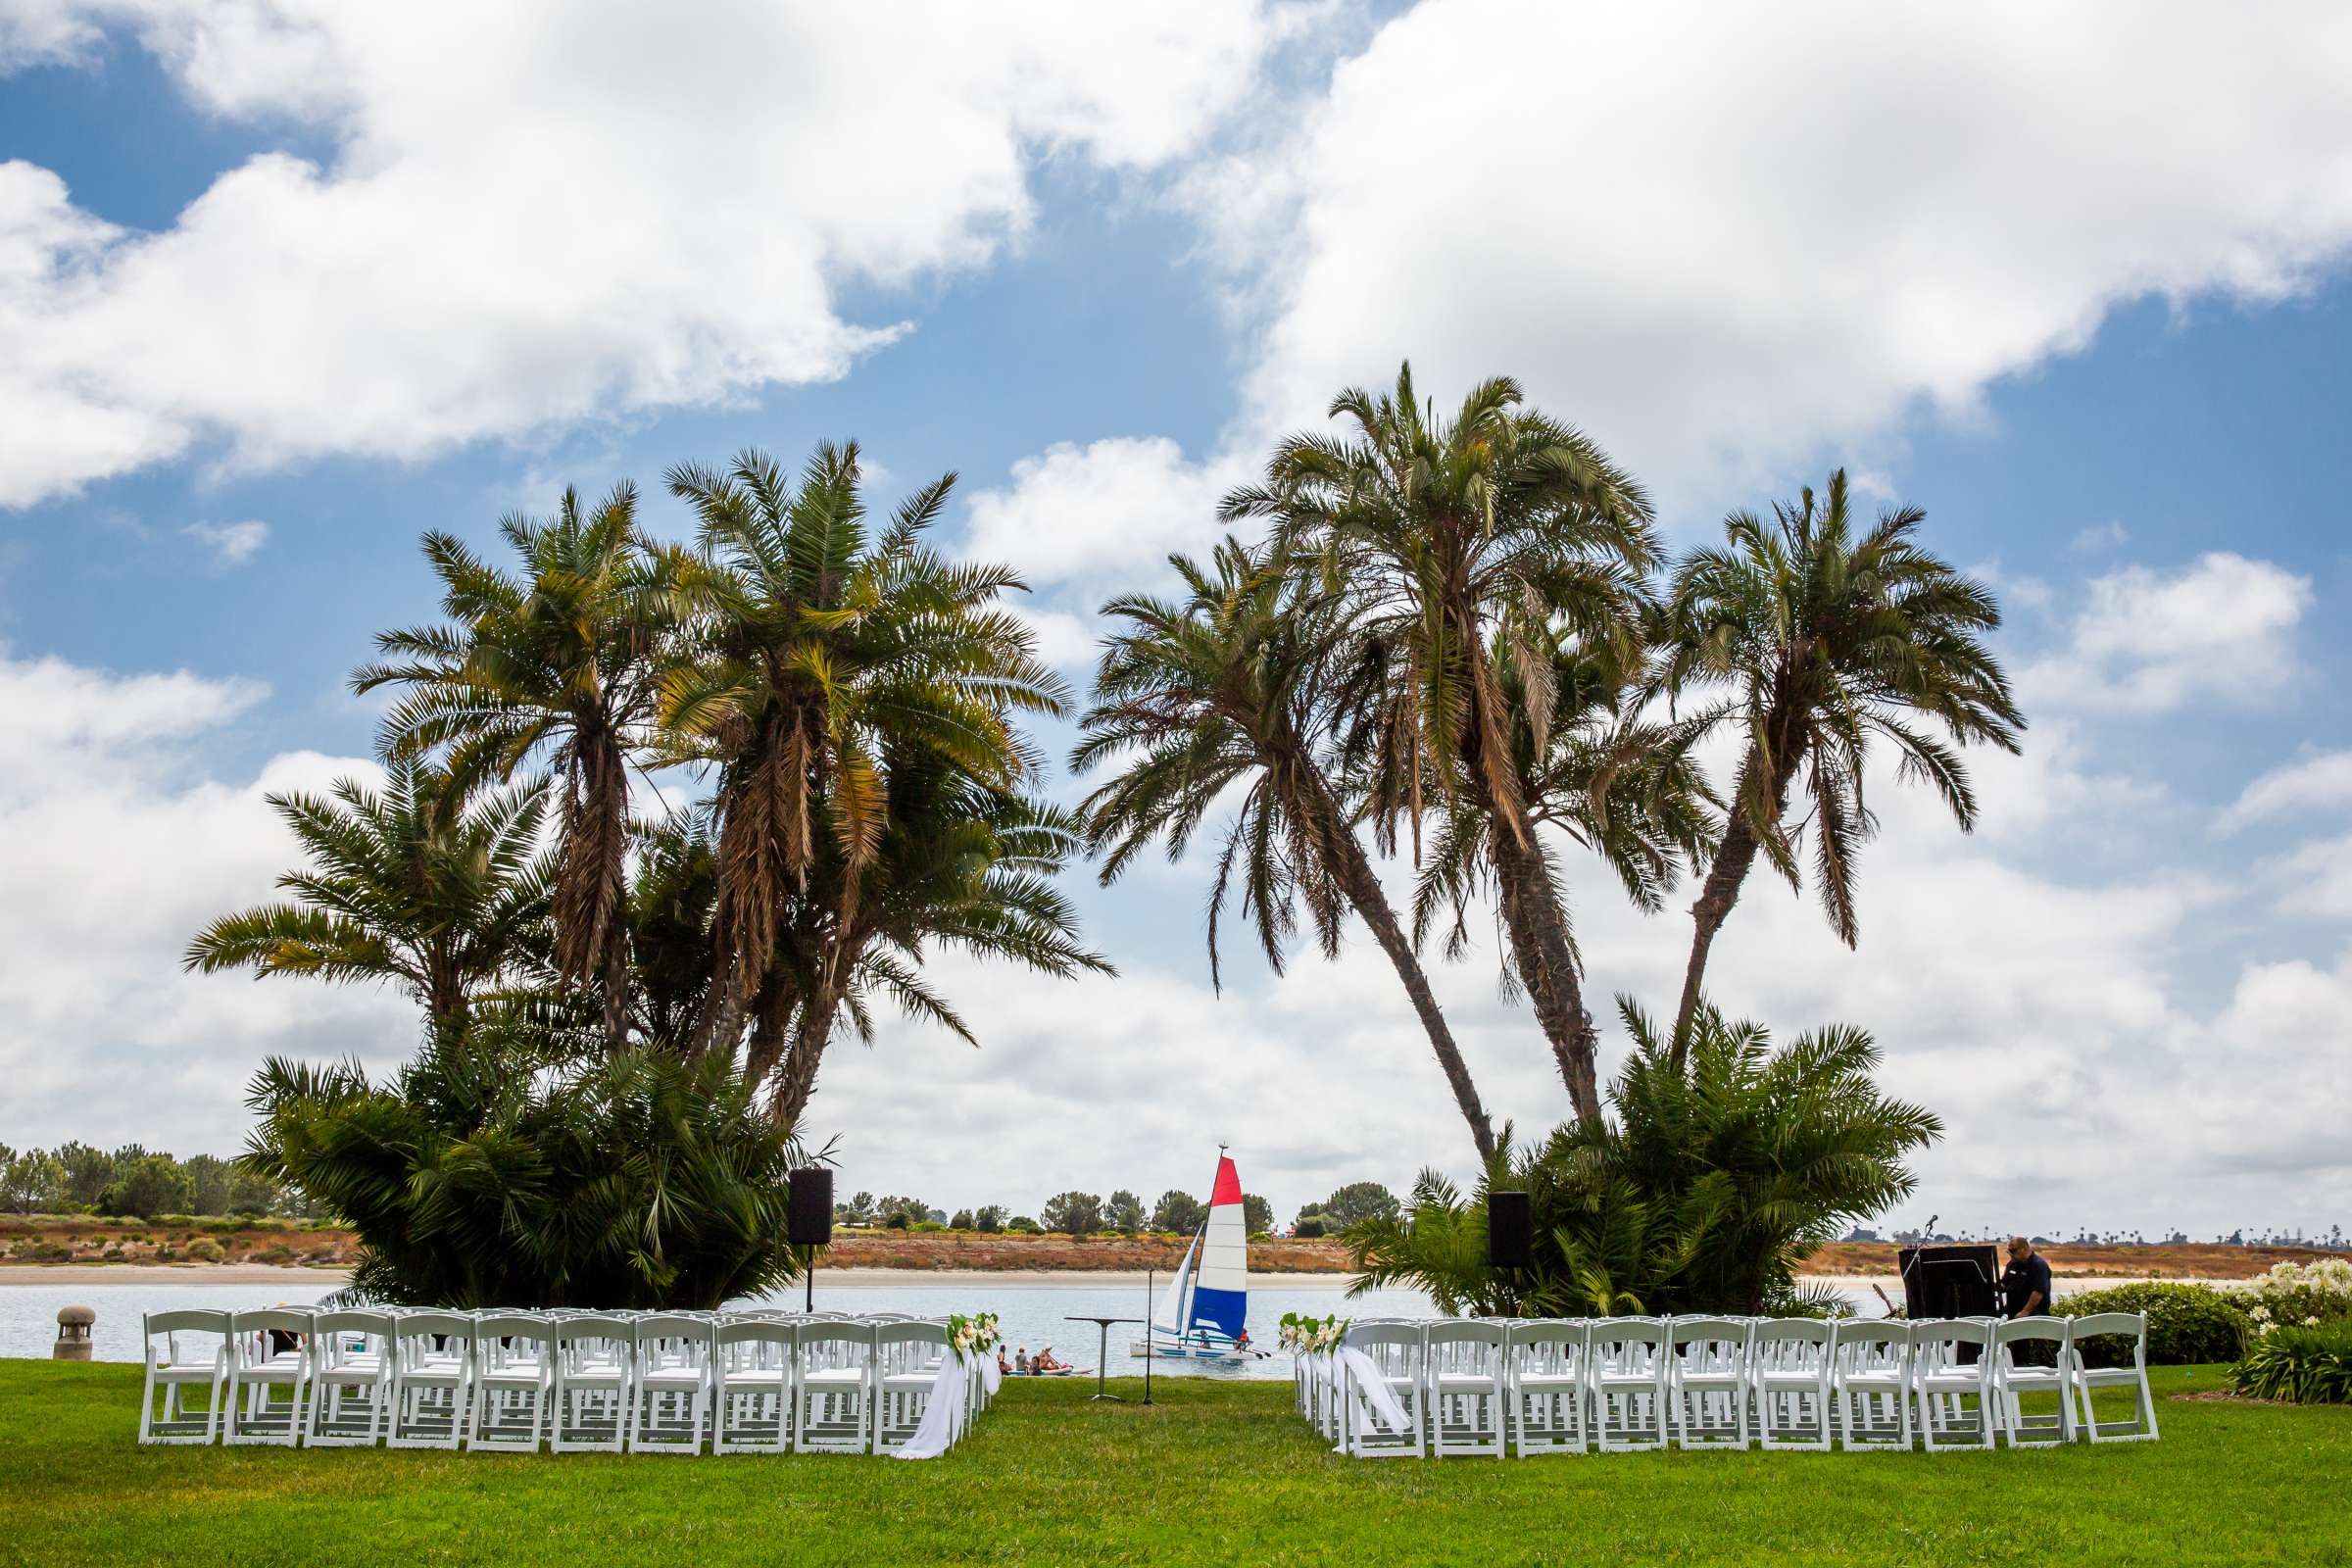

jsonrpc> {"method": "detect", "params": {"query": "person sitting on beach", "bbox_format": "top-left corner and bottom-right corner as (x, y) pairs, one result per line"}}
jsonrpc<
(1013, 1347), (1030, 1375)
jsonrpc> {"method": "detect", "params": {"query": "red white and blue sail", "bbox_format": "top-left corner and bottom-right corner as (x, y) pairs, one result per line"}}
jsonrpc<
(1146, 1151), (1250, 1356)
(1189, 1154), (1249, 1341)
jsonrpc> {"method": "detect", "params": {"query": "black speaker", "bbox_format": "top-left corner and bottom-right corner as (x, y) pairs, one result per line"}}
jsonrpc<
(788, 1167), (834, 1249)
(1488, 1190), (1532, 1270)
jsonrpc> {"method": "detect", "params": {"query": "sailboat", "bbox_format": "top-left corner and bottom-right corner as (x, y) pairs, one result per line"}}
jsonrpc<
(1134, 1148), (1257, 1360)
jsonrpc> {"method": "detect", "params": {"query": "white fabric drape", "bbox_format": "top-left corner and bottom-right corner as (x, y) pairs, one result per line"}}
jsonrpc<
(889, 1352), (971, 1460)
(1337, 1347), (1412, 1439)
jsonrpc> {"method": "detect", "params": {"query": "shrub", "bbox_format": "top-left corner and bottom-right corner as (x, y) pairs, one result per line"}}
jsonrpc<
(2057, 1282), (2248, 1366)
(243, 1029), (807, 1309)
(182, 1239), (225, 1262)
(1351, 1002), (1936, 1317)
(1295, 1214), (1328, 1239)
(2230, 1319), (2352, 1404)
(884, 1211), (911, 1230)
(1006, 1215), (1041, 1235)
(2239, 1258), (2352, 1337)
(908, 1220), (947, 1234)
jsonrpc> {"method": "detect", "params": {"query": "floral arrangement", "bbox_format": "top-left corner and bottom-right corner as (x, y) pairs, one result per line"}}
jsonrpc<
(949, 1311), (1002, 1357)
(1278, 1311), (1350, 1353)
(2240, 1258), (2352, 1338)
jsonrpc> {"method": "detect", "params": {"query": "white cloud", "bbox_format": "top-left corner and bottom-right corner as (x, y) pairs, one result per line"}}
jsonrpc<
(1181, 1), (2352, 498)
(2024, 552), (2311, 713)
(2268, 833), (2352, 921)
(2070, 521), (2130, 555)
(962, 437), (1250, 592)
(2221, 751), (2352, 835)
(183, 517), (268, 564)
(0, 1), (1305, 506)
(0, 648), (412, 1153)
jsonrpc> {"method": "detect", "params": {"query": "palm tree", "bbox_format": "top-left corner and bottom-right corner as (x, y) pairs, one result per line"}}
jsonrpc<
(762, 754), (1113, 1123)
(354, 484), (676, 1050)
(659, 442), (1070, 1063)
(184, 761), (554, 1028)
(1658, 469), (2024, 1059)
(1074, 536), (1499, 1160)
(1226, 365), (1657, 1122)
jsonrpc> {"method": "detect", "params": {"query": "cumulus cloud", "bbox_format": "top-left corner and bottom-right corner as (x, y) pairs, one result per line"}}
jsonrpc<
(0, 0), (1304, 506)
(2024, 552), (2312, 713)
(0, 648), (412, 1153)
(2221, 751), (2352, 835)
(963, 437), (1250, 594)
(183, 518), (268, 564)
(1178, 1), (2352, 499)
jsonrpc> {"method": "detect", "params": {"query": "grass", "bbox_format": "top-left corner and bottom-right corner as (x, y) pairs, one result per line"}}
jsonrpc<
(1, 1360), (2345, 1566)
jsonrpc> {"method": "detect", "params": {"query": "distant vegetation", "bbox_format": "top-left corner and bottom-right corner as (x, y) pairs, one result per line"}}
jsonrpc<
(0, 1142), (309, 1220)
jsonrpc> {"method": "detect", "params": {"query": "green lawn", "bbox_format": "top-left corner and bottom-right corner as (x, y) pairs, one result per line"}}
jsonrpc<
(1, 1360), (2344, 1566)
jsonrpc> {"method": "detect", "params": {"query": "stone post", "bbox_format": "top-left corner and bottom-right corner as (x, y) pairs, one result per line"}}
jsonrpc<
(54, 1304), (95, 1360)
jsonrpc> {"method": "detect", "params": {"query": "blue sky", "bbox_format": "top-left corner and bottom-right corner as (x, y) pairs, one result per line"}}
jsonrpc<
(3, 3), (2348, 1237)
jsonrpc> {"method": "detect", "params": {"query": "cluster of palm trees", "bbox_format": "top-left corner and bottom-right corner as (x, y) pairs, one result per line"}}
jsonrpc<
(1075, 366), (2022, 1160)
(190, 443), (1109, 1126)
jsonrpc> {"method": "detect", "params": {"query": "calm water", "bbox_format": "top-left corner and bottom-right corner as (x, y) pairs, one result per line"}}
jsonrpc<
(3, 1280), (1429, 1378)
(5, 1279), (1888, 1373)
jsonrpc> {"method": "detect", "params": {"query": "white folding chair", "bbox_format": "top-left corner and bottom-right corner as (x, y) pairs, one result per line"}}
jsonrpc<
(138, 1310), (229, 1446)
(1340, 1323), (1426, 1458)
(875, 1321), (954, 1455)
(1912, 1319), (1997, 1452)
(1749, 1319), (1833, 1450)
(223, 1309), (314, 1446)
(1991, 1317), (2075, 1446)
(1588, 1318), (1668, 1452)
(1668, 1317), (1752, 1450)
(388, 1311), (474, 1449)
(627, 1315), (712, 1454)
(1832, 1320), (1912, 1451)
(306, 1309), (394, 1447)
(2066, 1312), (2160, 1444)
(712, 1318), (796, 1454)
(1504, 1319), (1588, 1456)
(1424, 1320), (1506, 1458)
(467, 1313), (555, 1452)
(796, 1320), (876, 1454)
(549, 1313), (632, 1453)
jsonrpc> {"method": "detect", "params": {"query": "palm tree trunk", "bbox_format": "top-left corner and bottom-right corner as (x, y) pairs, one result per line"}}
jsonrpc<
(1670, 744), (1796, 1069)
(1314, 792), (1495, 1160)
(1485, 812), (1603, 1123)
(769, 979), (840, 1127)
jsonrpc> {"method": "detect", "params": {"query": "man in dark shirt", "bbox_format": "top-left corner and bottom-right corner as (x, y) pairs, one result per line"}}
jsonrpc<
(2003, 1236), (2053, 1317)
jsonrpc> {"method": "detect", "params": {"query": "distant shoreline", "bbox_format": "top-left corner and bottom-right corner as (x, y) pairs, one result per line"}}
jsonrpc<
(0, 1263), (2193, 1293)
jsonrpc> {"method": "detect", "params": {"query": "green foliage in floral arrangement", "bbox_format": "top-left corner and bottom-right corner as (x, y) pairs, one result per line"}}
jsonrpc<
(2230, 1318), (2352, 1405)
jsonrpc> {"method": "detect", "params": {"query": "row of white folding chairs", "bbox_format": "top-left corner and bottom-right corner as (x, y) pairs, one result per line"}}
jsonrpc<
(1300, 1313), (2157, 1457)
(138, 1308), (989, 1455)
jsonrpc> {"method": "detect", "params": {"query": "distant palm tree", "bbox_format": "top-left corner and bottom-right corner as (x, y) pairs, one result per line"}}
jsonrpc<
(355, 484), (676, 1050)
(184, 761), (553, 1028)
(1226, 365), (1657, 1121)
(1075, 536), (1498, 1160)
(660, 442), (1070, 1064)
(1658, 469), (2024, 1059)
